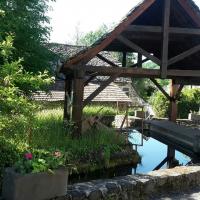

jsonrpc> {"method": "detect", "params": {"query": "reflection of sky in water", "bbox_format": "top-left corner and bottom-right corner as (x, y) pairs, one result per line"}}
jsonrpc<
(128, 130), (191, 174)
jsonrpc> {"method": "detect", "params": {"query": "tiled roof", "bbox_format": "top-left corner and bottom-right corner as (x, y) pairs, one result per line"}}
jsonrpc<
(48, 43), (131, 83)
(33, 83), (132, 103)
(47, 43), (121, 66)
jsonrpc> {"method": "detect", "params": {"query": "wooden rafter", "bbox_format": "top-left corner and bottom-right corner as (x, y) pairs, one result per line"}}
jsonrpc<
(84, 72), (98, 86)
(63, 0), (156, 69)
(150, 78), (171, 100)
(117, 35), (161, 65)
(74, 65), (200, 78)
(161, 0), (171, 78)
(129, 58), (149, 68)
(174, 84), (184, 100)
(137, 53), (143, 68)
(122, 52), (127, 67)
(83, 73), (121, 107)
(96, 54), (119, 67)
(168, 44), (200, 65)
(126, 25), (200, 36)
(175, 78), (200, 85)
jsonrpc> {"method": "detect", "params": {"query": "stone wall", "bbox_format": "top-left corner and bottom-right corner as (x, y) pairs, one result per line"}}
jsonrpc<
(54, 166), (200, 200)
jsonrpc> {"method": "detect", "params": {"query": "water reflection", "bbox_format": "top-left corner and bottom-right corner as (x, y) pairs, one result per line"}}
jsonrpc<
(129, 130), (191, 174)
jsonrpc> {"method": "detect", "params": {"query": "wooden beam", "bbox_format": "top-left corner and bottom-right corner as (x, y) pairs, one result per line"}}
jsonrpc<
(129, 58), (149, 68)
(83, 73), (121, 107)
(96, 54), (119, 67)
(150, 78), (171, 100)
(174, 78), (200, 85)
(137, 53), (143, 68)
(168, 44), (200, 65)
(169, 79), (179, 122)
(127, 25), (200, 36)
(72, 70), (85, 138)
(122, 52), (127, 67)
(66, 64), (200, 78)
(170, 27), (200, 35)
(84, 72), (98, 86)
(153, 157), (168, 171)
(117, 35), (161, 65)
(126, 25), (162, 33)
(161, 0), (171, 78)
(84, 65), (160, 78)
(167, 69), (200, 77)
(63, 0), (156, 69)
(174, 84), (184, 100)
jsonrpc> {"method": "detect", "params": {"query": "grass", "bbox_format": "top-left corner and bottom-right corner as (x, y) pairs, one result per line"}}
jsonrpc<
(1, 105), (127, 173)
(83, 105), (117, 116)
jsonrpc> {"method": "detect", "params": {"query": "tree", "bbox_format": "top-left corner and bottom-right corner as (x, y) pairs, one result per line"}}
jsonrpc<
(0, 34), (53, 134)
(78, 24), (109, 46)
(0, 0), (55, 73)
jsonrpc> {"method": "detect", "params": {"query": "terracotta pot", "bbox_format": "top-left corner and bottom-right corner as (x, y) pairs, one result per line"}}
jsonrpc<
(2, 168), (68, 200)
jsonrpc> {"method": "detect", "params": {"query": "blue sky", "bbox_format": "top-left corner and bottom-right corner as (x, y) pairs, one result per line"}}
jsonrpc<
(49, 0), (200, 44)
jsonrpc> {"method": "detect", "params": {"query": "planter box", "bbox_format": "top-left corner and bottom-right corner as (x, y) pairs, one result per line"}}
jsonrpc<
(2, 168), (68, 200)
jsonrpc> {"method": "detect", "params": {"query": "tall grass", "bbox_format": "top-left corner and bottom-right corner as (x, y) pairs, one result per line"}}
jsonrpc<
(83, 105), (117, 116)
(1, 105), (127, 172)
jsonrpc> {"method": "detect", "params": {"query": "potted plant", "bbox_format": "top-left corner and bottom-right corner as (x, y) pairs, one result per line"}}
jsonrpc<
(2, 149), (69, 200)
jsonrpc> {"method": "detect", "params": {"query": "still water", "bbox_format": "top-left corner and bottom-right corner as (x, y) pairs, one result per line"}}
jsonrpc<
(129, 130), (191, 173)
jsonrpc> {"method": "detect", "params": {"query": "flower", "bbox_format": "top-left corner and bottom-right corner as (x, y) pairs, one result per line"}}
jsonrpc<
(54, 151), (62, 158)
(24, 153), (33, 160)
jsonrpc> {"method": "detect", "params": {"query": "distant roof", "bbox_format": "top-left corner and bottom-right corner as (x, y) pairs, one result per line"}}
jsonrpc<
(48, 43), (131, 83)
(47, 43), (121, 66)
(33, 83), (132, 103)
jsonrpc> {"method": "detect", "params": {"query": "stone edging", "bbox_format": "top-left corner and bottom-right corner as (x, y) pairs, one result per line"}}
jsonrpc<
(54, 166), (200, 200)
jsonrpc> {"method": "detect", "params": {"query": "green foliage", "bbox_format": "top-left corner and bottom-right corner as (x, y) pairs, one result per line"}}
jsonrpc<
(0, 0), (55, 73)
(132, 78), (155, 101)
(78, 24), (109, 46)
(178, 88), (200, 118)
(0, 35), (53, 152)
(15, 150), (67, 174)
(149, 90), (169, 118)
(7, 107), (126, 171)
(83, 105), (117, 116)
(149, 88), (200, 118)
(0, 136), (26, 187)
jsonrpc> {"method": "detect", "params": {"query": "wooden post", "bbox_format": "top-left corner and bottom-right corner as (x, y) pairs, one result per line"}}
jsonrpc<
(122, 52), (127, 67)
(167, 79), (179, 168)
(72, 69), (85, 138)
(138, 53), (142, 68)
(161, 0), (171, 78)
(64, 77), (72, 122)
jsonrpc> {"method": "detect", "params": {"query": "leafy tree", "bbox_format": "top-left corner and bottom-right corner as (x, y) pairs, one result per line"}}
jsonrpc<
(0, 34), (53, 135)
(0, 0), (55, 73)
(78, 24), (109, 46)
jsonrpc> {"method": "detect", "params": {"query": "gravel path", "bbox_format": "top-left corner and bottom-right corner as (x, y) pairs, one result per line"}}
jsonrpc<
(151, 187), (200, 200)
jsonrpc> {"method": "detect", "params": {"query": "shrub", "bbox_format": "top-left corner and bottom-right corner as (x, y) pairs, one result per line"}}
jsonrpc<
(149, 88), (200, 119)
(149, 91), (169, 118)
